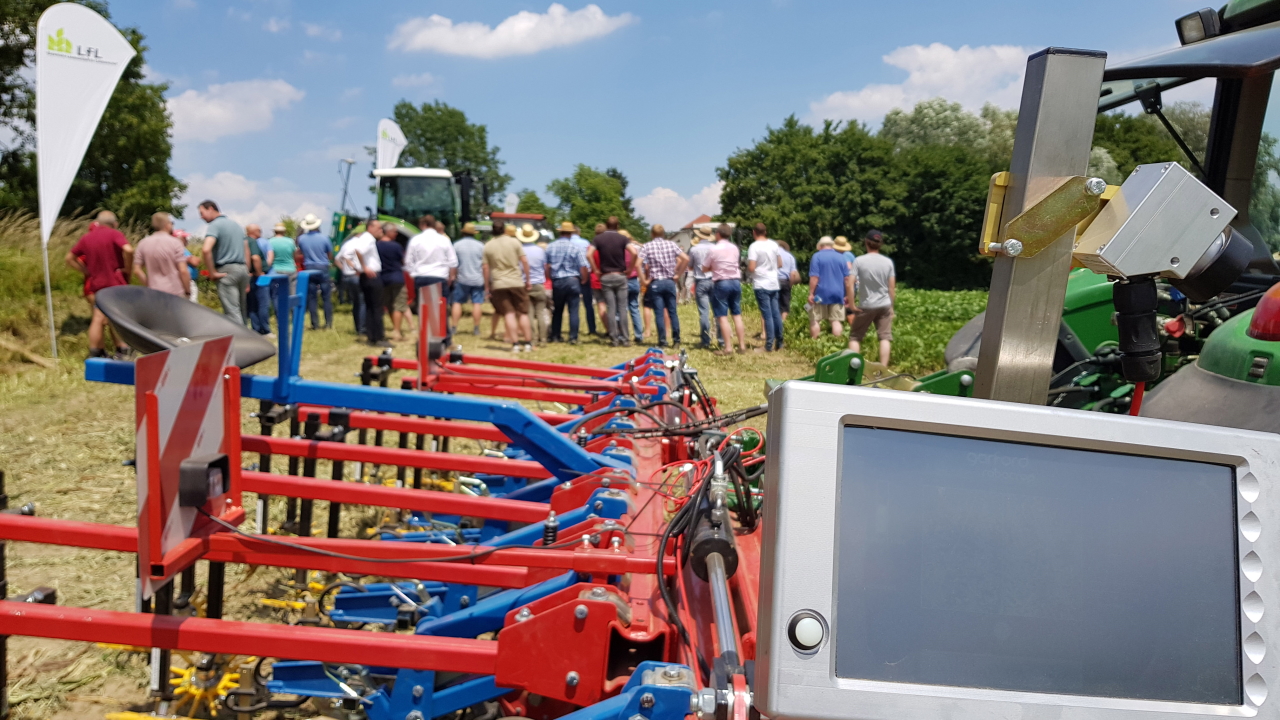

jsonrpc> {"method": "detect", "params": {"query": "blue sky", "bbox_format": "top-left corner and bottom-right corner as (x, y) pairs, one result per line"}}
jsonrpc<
(105, 0), (1214, 232)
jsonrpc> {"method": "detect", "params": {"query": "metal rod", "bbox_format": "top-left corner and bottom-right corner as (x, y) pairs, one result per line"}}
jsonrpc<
(206, 561), (225, 620)
(256, 400), (275, 534)
(706, 552), (740, 664)
(326, 429), (346, 539)
(285, 413), (300, 527)
(150, 580), (174, 702)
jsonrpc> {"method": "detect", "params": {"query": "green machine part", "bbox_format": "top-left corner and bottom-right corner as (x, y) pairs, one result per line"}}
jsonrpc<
(793, 349), (974, 397)
(1198, 309), (1280, 385)
(1061, 268), (1119, 356)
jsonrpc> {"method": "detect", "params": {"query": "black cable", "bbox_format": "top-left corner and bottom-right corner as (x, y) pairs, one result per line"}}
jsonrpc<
(561, 405), (671, 435)
(639, 399), (699, 422)
(590, 404), (768, 437)
(1188, 288), (1265, 319)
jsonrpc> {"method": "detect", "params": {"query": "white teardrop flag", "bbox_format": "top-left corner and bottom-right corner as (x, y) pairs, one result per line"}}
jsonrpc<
(35, 3), (135, 358)
(376, 118), (408, 170)
(36, 3), (136, 247)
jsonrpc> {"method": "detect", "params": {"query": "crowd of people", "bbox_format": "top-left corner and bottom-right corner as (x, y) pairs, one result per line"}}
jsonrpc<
(64, 201), (898, 364)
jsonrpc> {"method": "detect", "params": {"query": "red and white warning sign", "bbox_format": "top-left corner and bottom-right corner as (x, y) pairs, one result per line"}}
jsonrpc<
(135, 335), (240, 599)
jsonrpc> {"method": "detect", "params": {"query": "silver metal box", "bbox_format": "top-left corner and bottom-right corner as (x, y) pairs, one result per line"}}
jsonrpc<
(757, 381), (1280, 720)
(1074, 161), (1236, 279)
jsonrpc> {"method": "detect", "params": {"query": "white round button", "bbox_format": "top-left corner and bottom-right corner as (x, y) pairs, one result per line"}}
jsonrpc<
(792, 616), (824, 650)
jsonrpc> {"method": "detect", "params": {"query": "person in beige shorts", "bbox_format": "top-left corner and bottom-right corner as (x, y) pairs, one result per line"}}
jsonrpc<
(848, 230), (896, 365)
(807, 236), (854, 338)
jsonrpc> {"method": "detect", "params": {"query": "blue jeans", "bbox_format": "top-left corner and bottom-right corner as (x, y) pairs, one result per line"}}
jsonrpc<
(627, 277), (643, 342)
(341, 275), (365, 336)
(248, 279), (271, 334)
(306, 270), (333, 328)
(649, 278), (680, 346)
(550, 277), (582, 341)
(711, 279), (742, 317)
(695, 278), (715, 346)
(754, 287), (782, 351)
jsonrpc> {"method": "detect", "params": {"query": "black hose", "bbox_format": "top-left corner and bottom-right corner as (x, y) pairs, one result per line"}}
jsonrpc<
(639, 399), (699, 422)
(560, 405), (671, 435)
(317, 581), (367, 616)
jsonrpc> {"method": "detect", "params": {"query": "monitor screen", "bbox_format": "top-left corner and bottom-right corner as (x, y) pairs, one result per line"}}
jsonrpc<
(836, 426), (1241, 705)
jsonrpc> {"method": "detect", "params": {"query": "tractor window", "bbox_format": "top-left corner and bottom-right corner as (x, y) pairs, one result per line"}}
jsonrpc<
(1254, 77), (1280, 256)
(377, 177), (455, 221)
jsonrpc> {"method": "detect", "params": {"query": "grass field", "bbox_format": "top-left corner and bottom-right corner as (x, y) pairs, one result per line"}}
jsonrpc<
(0, 216), (986, 717)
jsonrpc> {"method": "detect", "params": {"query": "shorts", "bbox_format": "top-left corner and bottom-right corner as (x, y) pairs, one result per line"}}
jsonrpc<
(451, 282), (485, 305)
(711, 279), (742, 318)
(642, 285), (657, 308)
(849, 305), (894, 341)
(491, 286), (529, 315)
(778, 279), (792, 314)
(809, 303), (845, 324)
(381, 282), (407, 313)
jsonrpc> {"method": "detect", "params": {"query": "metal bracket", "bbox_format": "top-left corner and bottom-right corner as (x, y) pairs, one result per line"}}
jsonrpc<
(980, 175), (1107, 259)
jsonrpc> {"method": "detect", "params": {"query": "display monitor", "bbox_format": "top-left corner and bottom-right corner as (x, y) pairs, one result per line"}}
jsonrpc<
(757, 382), (1280, 720)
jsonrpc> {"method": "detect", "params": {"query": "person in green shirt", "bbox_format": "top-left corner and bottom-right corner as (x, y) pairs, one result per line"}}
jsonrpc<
(265, 223), (299, 317)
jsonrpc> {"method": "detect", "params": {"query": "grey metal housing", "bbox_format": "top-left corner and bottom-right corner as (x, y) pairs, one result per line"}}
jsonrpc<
(757, 380), (1280, 720)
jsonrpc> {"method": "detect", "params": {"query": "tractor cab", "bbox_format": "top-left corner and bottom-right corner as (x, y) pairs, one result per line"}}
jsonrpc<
(373, 167), (462, 237)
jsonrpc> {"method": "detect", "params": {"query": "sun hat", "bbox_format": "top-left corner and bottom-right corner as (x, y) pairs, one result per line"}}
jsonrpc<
(273, 222), (287, 233)
(299, 213), (322, 231)
(557, 220), (576, 234)
(833, 236), (852, 253)
(504, 224), (516, 237)
(516, 224), (540, 244)
(693, 226), (713, 241)
(462, 222), (477, 235)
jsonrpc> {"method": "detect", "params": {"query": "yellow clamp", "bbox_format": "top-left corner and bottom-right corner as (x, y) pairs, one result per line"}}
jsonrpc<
(978, 173), (1116, 260)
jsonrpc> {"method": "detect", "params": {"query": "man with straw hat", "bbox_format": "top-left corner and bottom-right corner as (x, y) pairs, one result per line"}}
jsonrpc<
(483, 219), (535, 352)
(546, 221), (589, 343)
(451, 221), (486, 335)
(517, 223), (550, 344)
(296, 213), (334, 330)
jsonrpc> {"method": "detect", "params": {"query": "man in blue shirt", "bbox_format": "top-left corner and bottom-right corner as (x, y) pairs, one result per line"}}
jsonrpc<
(546, 221), (590, 343)
(568, 225), (598, 337)
(807, 236), (854, 338)
(451, 222), (486, 335)
(296, 213), (334, 330)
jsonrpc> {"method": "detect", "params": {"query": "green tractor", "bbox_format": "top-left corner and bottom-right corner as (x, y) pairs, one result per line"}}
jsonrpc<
(809, 0), (1280, 433)
(330, 167), (472, 243)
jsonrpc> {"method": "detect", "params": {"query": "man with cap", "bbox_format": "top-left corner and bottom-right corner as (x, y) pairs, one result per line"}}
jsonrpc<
(296, 213), (334, 330)
(686, 226), (719, 349)
(848, 229), (897, 365)
(451, 222), (486, 335)
(517, 224), (550, 344)
(545, 221), (589, 344)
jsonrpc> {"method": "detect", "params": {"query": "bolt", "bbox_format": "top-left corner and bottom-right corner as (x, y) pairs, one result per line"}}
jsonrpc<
(601, 478), (611, 488)
(407, 712), (424, 720)
(1085, 177), (1107, 195)
(566, 671), (580, 687)
(848, 356), (862, 370)
(589, 533), (602, 545)
(574, 604), (589, 619)
(959, 374), (974, 387)
(696, 688), (717, 717)
(459, 595), (471, 608)
(640, 692), (656, 708)
(515, 607), (533, 622)
(412, 685), (425, 699)
(561, 481), (573, 490)
(990, 239), (1023, 257)
(590, 587), (608, 599)
(593, 500), (604, 511)
(663, 665), (683, 680)
(611, 536), (622, 550)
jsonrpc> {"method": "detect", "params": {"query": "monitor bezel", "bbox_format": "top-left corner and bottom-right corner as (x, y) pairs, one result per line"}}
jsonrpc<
(757, 381), (1279, 720)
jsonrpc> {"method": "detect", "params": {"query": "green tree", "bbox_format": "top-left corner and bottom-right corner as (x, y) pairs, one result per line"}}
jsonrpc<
(393, 100), (511, 214)
(717, 116), (903, 259)
(880, 99), (986, 150)
(0, 1), (185, 221)
(546, 165), (647, 238)
(1093, 111), (1184, 178)
(1251, 132), (1280, 253)
(514, 189), (560, 227)
(890, 144), (999, 290)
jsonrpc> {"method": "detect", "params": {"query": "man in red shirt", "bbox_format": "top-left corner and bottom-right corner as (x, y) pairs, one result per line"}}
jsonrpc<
(66, 210), (134, 359)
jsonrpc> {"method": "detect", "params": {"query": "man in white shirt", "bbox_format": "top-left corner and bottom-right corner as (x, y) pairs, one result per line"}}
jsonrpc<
(338, 220), (389, 346)
(335, 233), (366, 337)
(746, 222), (784, 352)
(405, 215), (458, 319)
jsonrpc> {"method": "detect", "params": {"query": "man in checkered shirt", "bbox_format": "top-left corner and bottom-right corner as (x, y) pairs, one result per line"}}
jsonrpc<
(545, 222), (591, 343)
(638, 224), (689, 347)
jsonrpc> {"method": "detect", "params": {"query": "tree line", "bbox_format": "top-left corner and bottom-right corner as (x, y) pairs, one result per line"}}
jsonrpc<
(716, 97), (1280, 291)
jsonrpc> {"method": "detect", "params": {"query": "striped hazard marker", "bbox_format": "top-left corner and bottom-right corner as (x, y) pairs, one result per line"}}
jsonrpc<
(134, 335), (237, 601)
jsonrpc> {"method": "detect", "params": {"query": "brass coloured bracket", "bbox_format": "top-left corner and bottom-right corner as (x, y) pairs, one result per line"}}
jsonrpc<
(978, 174), (1109, 260)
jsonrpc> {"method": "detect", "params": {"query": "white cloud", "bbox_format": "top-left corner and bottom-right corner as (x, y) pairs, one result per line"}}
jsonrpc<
(389, 3), (634, 59)
(168, 79), (305, 142)
(392, 72), (435, 88)
(264, 17), (290, 33)
(303, 22), (342, 41)
(811, 43), (1028, 126)
(179, 171), (330, 231)
(341, 87), (363, 101)
(635, 181), (723, 230)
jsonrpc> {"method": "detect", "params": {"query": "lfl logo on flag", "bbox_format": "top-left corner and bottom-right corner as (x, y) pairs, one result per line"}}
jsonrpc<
(47, 27), (112, 62)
